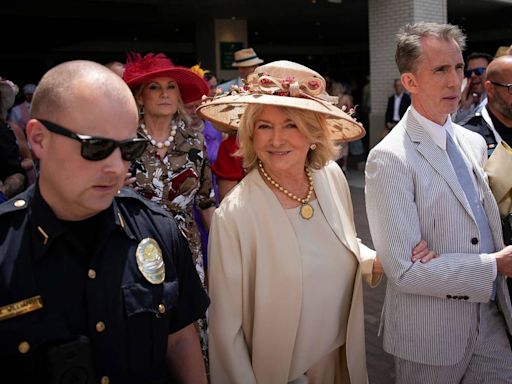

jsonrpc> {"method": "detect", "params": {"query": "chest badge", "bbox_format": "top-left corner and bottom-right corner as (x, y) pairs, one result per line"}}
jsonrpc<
(136, 238), (165, 284)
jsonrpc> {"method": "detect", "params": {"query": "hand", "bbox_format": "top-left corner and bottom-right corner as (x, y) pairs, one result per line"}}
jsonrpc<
(411, 239), (438, 263)
(494, 245), (512, 276)
(373, 256), (384, 274)
(124, 172), (136, 187)
(459, 79), (475, 111)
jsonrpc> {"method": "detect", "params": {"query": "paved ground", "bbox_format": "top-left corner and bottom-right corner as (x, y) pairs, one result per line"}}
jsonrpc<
(345, 169), (395, 384)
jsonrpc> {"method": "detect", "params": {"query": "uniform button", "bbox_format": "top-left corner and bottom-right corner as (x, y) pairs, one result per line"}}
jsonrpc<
(101, 376), (110, 384)
(471, 237), (479, 245)
(158, 304), (166, 314)
(18, 341), (30, 354)
(96, 321), (106, 333)
(446, 295), (452, 299)
(88, 269), (96, 279)
(14, 199), (26, 208)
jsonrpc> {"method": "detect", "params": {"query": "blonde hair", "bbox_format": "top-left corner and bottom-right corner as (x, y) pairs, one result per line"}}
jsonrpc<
(237, 104), (339, 171)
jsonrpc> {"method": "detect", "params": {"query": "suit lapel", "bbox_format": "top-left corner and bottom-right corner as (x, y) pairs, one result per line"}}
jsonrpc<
(313, 168), (359, 256)
(405, 113), (475, 220)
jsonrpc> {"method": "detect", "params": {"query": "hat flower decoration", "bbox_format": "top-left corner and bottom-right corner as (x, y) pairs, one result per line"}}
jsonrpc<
(197, 60), (364, 142)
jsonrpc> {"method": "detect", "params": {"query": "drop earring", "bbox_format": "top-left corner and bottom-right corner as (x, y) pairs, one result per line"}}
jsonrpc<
(139, 104), (144, 117)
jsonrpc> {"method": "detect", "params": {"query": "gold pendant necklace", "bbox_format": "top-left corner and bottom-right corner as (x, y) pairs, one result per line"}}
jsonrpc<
(258, 160), (314, 220)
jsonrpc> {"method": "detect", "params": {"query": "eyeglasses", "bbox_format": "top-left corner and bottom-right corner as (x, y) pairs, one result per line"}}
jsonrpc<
(38, 119), (149, 161)
(464, 67), (486, 78)
(490, 80), (512, 95)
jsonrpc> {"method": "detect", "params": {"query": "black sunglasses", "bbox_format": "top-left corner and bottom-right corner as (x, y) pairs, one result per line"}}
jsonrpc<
(490, 80), (512, 95)
(464, 67), (486, 78)
(38, 119), (149, 161)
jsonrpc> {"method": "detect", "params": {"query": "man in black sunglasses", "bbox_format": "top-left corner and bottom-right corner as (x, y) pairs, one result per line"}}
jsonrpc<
(0, 60), (209, 383)
(453, 52), (494, 124)
(462, 55), (512, 157)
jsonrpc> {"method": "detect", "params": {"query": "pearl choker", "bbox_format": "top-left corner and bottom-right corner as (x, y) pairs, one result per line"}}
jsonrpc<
(140, 119), (183, 149)
(258, 160), (314, 220)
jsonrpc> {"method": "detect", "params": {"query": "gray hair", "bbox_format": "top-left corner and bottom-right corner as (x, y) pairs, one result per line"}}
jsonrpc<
(395, 22), (466, 74)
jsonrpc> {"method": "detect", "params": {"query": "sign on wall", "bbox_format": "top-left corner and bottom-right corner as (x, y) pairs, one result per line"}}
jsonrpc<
(220, 42), (244, 70)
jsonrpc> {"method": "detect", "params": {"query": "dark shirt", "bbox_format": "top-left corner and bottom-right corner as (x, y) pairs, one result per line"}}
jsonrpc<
(489, 108), (512, 146)
(0, 120), (24, 182)
(463, 106), (512, 157)
(0, 185), (209, 383)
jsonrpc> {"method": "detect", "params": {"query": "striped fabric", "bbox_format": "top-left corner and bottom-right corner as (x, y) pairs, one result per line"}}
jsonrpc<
(365, 110), (512, 366)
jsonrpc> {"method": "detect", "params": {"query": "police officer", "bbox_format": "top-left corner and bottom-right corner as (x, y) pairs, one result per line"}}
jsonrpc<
(0, 60), (209, 383)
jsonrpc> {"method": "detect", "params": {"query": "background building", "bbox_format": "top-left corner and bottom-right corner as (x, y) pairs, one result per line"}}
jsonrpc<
(3, 0), (511, 145)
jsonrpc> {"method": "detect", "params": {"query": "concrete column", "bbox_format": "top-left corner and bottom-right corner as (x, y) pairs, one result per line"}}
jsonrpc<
(367, 0), (446, 148)
(214, 19), (248, 82)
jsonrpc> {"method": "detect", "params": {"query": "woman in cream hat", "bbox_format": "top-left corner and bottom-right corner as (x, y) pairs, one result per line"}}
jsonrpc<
(199, 60), (434, 383)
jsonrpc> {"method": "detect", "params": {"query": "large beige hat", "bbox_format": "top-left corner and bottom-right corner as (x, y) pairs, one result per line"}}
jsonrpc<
(197, 60), (365, 142)
(232, 48), (264, 68)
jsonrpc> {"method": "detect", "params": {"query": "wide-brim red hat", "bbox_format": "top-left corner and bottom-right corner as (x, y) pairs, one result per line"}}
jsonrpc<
(123, 53), (209, 104)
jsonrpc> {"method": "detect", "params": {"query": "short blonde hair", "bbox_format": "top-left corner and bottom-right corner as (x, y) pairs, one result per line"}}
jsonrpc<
(237, 104), (339, 171)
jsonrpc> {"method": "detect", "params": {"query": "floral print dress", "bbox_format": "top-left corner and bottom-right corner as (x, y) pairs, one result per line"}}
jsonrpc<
(130, 119), (215, 367)
(130, 119), (215, 285)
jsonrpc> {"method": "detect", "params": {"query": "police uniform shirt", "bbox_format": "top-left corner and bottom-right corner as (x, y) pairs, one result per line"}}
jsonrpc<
(0, 185), (210, 383)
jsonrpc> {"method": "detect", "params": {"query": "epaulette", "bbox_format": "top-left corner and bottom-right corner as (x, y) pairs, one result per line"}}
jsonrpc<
(114, 187), (172, 218)
(0, 187), (33, 218)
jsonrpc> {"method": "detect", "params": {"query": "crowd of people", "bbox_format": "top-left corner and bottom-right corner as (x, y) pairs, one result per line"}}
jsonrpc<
(1, 20), (512, 384)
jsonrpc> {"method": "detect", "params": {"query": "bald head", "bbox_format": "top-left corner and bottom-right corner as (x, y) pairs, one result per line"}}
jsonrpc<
(485, 55), (512, 125)
(26, 61), (142, 220)
(31, 60), (137, 121)
(486, 55), (512, 83)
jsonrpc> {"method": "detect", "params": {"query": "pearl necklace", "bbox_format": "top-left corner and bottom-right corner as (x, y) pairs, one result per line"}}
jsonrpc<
(258, 160), (314, 220)
(140, 119), (182, 149)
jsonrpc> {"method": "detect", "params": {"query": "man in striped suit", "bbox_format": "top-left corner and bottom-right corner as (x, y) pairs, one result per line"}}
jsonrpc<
(365, 22), (512, 383)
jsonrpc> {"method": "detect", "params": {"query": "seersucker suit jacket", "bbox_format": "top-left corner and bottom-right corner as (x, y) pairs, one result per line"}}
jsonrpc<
(365, 109), (512, 366)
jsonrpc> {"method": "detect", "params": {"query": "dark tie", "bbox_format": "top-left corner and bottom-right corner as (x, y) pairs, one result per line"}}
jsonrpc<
(445, 133), (494, 254)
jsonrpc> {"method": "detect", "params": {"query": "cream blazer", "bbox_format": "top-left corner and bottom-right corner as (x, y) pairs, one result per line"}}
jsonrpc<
(208, 161), (377, 384)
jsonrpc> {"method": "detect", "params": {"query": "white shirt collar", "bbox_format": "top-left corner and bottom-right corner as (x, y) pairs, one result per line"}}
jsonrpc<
(410, 106), (454, 150)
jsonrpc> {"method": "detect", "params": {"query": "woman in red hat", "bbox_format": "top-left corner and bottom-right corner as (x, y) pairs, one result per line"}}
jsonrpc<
(123, 52), (215, 362)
